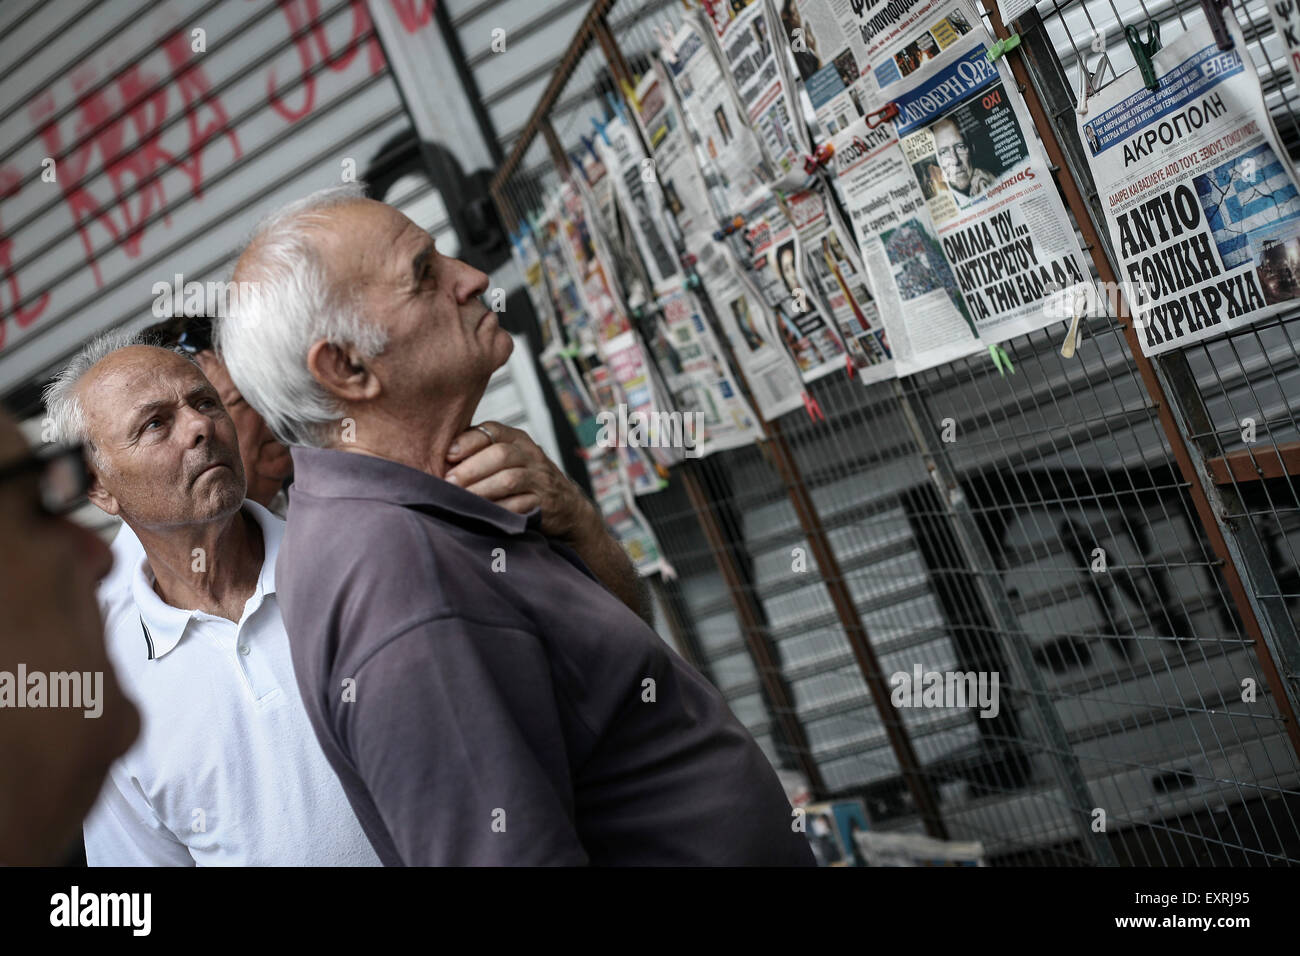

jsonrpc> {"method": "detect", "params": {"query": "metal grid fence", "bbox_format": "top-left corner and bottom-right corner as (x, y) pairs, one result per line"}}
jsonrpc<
(490, 0), (1300, 864)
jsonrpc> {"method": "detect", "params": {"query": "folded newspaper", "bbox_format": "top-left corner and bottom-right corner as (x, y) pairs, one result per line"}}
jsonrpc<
(853, 830), (988, 866)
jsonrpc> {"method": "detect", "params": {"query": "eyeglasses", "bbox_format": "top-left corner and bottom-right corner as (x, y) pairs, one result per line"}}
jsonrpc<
(937, 142), (971, 163)
(177, 318), (214, 354)
(0, 443), (92, 516)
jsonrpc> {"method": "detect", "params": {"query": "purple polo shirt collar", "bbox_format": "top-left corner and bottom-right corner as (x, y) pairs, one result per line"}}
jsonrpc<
(288, 446), (543, 537)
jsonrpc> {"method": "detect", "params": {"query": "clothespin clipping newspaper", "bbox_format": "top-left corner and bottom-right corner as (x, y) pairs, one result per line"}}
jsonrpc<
(985, 33), (1020, 62)
(1200, 0), (1234, 50)
(1124, 19), (1162, 92)
(988, 343), (1015, 377)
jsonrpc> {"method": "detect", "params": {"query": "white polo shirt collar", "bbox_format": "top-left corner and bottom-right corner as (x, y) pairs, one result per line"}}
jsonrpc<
(130, 499), (282, 661)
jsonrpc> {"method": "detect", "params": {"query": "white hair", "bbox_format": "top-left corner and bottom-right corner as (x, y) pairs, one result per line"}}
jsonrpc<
(43, 328), (162, 469)
(216, 183), (389, 447)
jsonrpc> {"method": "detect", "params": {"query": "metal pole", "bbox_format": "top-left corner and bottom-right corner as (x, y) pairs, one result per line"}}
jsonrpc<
(680, 465), (828, 793)
(895, 381), (1119, 864)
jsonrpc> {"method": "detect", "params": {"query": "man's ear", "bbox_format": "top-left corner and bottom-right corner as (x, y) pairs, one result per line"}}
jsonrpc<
(86, 460), (120, 518)
(306, 340), (382, 403)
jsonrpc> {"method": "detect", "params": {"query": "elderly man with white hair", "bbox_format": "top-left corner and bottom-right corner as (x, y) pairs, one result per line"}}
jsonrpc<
(45, 332), (379, 865)
(220, 184), (815, 867)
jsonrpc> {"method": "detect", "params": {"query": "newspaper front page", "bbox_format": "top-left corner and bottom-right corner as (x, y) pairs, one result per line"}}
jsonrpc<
(743, 196), (851, 381)
(634, 63), (718, 239)
(831, 116), (983, 373)
(649, 283), (764, 455)
(667, 13), (774, 218)
(704, 0), (811, 188)
(596, 117), (682, 289)
(783, 182), (897, 382)
(1079, 13), (1300, 355)
(893, 31), (1091, 342)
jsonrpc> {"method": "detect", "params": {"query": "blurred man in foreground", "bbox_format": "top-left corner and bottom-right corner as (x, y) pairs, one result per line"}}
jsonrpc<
(0, 410), (138, 863)
(221, 184), (815, 866)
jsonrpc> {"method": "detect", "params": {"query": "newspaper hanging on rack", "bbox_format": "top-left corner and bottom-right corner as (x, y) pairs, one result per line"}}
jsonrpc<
(559, 181), (674, 493)
(743, 197), (851, 381)
(991, 0), (1035, 31)
(703, 0), (811, 188)
(892, 31), (1091, 343)
(572, 154), (653, 318)
(830, 114), (983, 373)
(1079, 13), (1300, 356)
(582, 356), (668, 495)
(1264, 0), (1300, 94)
(536, 197), (595, 351)
(596, 117), (682, 289)
(510, 226), (563, 354)
(787, 0), (871, 134)
(646, 281), (764, 455)
(781, 182), (895, 382)
(634, 63), (717, 239)
(583, 445), (671, 578)
(542, 349), (600, 448)
(690, 231), (806, 419)
(666, 12), (774, 217)
(789, 0), (978, 123)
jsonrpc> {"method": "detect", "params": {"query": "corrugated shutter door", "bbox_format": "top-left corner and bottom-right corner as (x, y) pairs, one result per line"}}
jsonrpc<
(0, 0), (419, 397)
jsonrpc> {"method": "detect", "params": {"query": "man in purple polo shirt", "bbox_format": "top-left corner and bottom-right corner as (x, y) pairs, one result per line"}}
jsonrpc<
(219, 184), (815, 867)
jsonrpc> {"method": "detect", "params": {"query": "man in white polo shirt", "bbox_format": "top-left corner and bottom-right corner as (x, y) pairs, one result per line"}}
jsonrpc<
(98, 316), (294, 633)
(45, 331), (378, 866)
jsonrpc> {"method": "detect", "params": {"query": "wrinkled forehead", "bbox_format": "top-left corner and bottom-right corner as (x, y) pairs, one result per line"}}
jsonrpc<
(79, 347), (207, 427)
(308, 199), (421, 280)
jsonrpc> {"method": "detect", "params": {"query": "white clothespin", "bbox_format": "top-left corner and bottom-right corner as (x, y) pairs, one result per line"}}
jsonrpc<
(657, 20), (678, 63)
(1076, 33), (1112, 116)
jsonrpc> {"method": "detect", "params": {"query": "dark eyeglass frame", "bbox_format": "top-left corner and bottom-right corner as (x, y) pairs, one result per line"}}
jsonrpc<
(0, 443), (92, 516)
(177, 319), (214, 355)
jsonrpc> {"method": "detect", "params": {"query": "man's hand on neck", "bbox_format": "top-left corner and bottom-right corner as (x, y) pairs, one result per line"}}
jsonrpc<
(134, 507), (265, 623)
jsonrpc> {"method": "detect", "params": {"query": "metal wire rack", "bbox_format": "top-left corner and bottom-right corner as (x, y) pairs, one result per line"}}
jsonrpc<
(490, 0), (1300, 864)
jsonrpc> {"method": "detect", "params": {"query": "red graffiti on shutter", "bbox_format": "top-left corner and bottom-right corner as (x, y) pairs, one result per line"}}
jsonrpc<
(163, 31), (244, 199)
(27, 42), (242, 290)
(0, 167), (52, 348)
(265, 0), (385, 123)
(392, 0), (436, 32)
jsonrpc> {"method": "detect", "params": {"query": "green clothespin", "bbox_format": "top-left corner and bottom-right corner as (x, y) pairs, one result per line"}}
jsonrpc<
(986, 33), (1020, 62)
(560, 344), (582, 358)
(988, 343), (1015, 377)
(1125, 20), (1161, 91)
